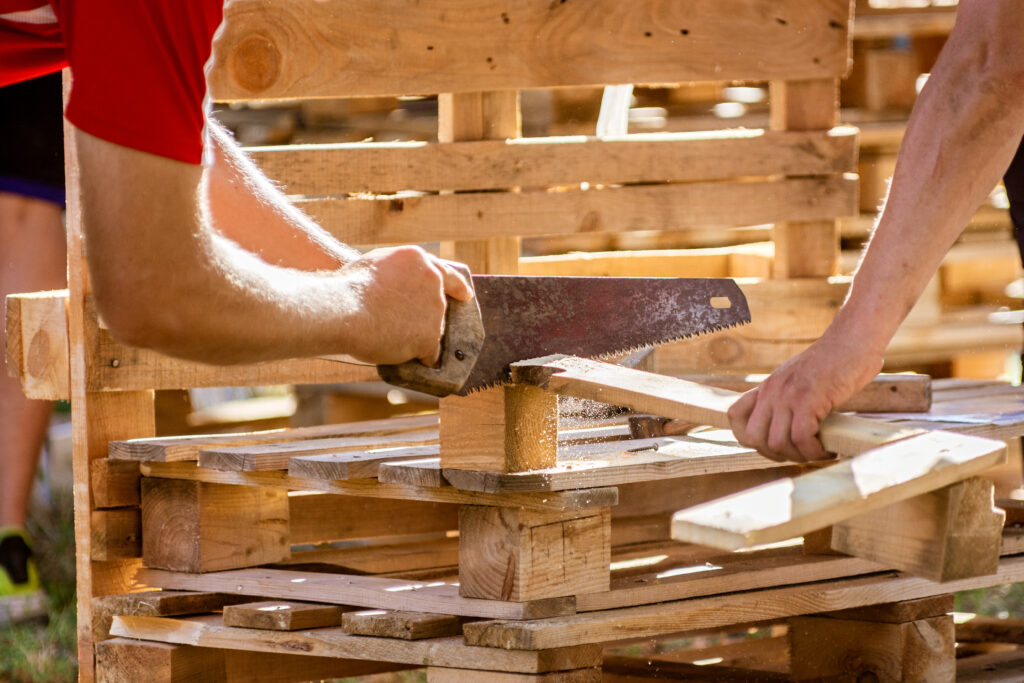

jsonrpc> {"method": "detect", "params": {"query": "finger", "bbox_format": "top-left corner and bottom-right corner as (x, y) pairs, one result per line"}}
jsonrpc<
(436, 258), (474, 301)
(791, 412), (830, 462)
(766, 408), (802, 462)
(727, 389), (758, 446)
(744, 394), (775, 458)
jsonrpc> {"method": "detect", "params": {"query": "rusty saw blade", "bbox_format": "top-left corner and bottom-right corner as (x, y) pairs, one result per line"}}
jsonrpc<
(378, 275), (750, 397)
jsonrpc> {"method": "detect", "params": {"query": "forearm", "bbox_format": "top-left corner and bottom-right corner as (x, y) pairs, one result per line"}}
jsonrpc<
(75, 130), (466, 365)
(832, 0), (1024, 358)
(204, 120), (360, 271)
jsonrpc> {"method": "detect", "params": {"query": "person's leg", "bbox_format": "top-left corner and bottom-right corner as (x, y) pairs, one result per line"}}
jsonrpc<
(0, 72), (66, 549)
(0, 193), (66, 530)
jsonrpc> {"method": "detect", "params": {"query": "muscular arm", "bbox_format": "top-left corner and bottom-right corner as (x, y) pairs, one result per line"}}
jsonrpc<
(728, 0), (1024, 461)
(75, 129), (471, 366)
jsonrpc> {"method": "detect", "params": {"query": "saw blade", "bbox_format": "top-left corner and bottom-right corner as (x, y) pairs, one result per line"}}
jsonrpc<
(459, 275), (750, 395)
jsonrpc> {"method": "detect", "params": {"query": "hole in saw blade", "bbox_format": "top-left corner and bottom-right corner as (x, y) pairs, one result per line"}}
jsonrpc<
(709, 296), (732, 309)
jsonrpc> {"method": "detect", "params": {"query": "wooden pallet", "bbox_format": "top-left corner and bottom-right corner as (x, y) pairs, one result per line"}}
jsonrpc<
(87, 371), (1024, 681)
(30, 1), (1024, 680)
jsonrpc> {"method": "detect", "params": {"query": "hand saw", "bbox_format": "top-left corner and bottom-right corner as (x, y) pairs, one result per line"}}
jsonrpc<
(377, 272), (751, 397)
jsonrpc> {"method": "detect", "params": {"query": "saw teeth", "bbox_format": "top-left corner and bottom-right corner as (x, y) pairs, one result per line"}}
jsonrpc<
(462, 319), (748, 394)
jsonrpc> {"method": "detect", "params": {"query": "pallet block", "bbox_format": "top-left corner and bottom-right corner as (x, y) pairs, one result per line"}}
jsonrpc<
(140, 478), (289, 572)
(459, 505), (611, 601)
(789, 596), (956, 682)
(440, 385), (558, 472)
(831, 476), (1006, 582)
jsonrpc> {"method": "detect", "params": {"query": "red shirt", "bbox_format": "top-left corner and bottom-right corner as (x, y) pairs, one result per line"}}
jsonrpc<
(0, 0), (224, 164)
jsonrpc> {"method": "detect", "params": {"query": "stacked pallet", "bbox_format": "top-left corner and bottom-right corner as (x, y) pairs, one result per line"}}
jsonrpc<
(87, 369), (1024, 681)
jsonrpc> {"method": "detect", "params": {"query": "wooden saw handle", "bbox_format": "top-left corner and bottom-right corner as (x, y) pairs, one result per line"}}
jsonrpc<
(377, 266), (484, 397)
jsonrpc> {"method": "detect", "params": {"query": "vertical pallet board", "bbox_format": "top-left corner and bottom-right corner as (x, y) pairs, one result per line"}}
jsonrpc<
(438, 90), (521, 275)
(63, 71), (156, 681)
(770, 78), (842, 279)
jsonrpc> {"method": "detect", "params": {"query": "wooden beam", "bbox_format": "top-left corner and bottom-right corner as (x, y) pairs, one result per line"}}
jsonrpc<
(831, 476), (1006, 582)
(459, 506), (611, 601)
(248, 128), (857, 195)
(141, 479), (289, 572)
(5, 289), (69, 400)
(439, 385), (558, 472)
(90, 459), (140, 508)
(210, 0), (850, 100)
(789, 613), (955, 681)
(287, 493), (457, 544)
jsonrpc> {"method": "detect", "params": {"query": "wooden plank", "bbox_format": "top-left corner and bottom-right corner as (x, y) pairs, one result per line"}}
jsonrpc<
(458, 506), (611, 601)
(288, 493), (457, 544)
(428, 668), (601, 682)
(198, 428), (439, 471)
(137, 567), (576, 620)
(378, 457), (447, 488)
(222, 601), (345, 631)
(676, 373), (931, 414)
(249, 128), (857, 195)
(511, 356), (927, 457)
(210, 0), (850, 100)
(95, 638), (408, 683)
(140, 461), (619, 511)
(461, 555), (1024, 651)
(111, 413), (438, 462)
(831, 476), (1006, 581)
(441, 438), (777, 494)
(342, 610), (463, 640)
(110, 614), (603, 673)
(289, 444), (439, 480)
(770, 78), (841, 279)
(602, 655), (789, 682)
(672, 432), (1006, 551)
(141, 479), (289, 573)
(92, 591), (253, 641)
(301, 177), (857, 247)
(5, 289), (69, 400)
(819, 594), (954, 624)
(578, 547), (885, 613)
